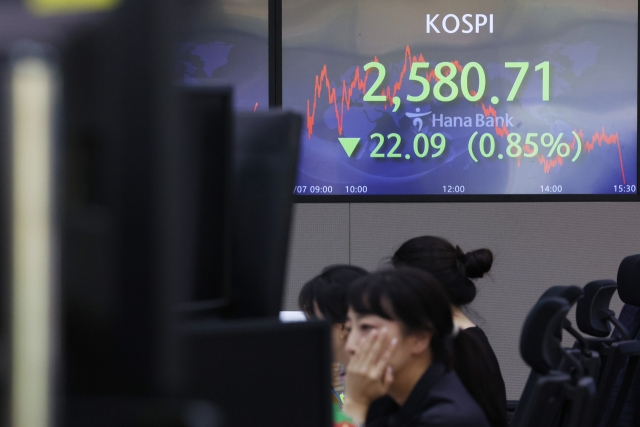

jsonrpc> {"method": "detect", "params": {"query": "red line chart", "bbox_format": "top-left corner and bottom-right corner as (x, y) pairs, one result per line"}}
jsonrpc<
(306, 46), (461, 139)
(304, 45), (627, 181)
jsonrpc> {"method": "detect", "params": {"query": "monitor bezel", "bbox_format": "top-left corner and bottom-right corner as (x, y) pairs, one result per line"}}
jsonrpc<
(269, 0), (640, 203)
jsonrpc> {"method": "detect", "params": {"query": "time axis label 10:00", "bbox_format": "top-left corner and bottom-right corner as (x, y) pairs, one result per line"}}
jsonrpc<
(294, 185), (369, 194)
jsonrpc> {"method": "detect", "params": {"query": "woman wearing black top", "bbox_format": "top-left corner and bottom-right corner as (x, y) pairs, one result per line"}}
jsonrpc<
(392, 236), (507, 427)
(342, 268), (490, 427)
(299, 264), (369, 404)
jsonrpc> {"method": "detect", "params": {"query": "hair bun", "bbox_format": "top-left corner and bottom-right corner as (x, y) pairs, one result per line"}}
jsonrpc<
(454, 245), (467, 263)
(464, 248), (493, 279)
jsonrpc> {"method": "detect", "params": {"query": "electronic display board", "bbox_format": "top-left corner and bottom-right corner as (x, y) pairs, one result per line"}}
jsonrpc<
(282, 0), (638, 199)
(179, 0), (269, 111)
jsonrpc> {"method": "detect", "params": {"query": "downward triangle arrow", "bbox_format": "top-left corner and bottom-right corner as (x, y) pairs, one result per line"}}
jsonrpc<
(338, 138), (360, 157)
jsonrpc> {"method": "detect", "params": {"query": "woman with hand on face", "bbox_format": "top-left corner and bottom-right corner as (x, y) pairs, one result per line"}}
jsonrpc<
(298, 265), (369, 404)
(342, 268), (490, 427)
(392, 236), (507, 427)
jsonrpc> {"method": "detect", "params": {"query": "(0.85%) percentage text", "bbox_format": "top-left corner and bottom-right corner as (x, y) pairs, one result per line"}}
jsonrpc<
(468, 132), (583, 163)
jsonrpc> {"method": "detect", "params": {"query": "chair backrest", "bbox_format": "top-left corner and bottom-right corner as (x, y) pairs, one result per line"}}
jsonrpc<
(520, 297), (570, 375)
(533, 286), (600, 379)
(513, 297), (576, 427)
(595, 255), (640, 427)
(537, 286), (602, 381)
(540, 285), (584, 306)
(617, 254), (640, 337)
(539, 286), (583, 340)
(514, 295), (598, 427)
(593, 340), (640, 427)
(511, 373), (571, 427)
(573, 275), (640, 427)
(617, 254), (640, 307)
(576, 280), (618, 338)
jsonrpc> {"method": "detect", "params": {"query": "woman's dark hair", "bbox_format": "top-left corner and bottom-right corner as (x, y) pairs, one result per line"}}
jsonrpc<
(453, 333), (507, 427)
(392, 236), (493, 306)
(348, 267), (506, 427)
(347, 267), (454, 364)
(298, 265), (368, 324)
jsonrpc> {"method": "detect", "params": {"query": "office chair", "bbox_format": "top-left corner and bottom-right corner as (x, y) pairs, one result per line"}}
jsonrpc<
(616, 254), (640, 338)
(538, 286), (601, 380)
(575, 279), (640, 427)
(576, 280), (623, 343)
(512, 297), (596, 427)
(507, 285), (597, 420)
(597, 254), (640, 427)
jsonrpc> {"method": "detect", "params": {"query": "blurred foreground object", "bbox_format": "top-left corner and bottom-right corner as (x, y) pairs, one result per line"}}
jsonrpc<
(9, 43), (58, 427)
(27, 0), (121, 15)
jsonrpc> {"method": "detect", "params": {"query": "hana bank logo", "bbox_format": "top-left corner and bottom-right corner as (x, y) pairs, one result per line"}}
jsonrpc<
(426, 14), (494, 34)
(406, 108), (432, 132)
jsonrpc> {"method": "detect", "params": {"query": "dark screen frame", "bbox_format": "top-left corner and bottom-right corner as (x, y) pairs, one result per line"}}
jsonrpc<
(268, 0), (281, 108)
(179, 318), (333, 427)
(269, 0), (640, 203)
(292, 193), (640, 203)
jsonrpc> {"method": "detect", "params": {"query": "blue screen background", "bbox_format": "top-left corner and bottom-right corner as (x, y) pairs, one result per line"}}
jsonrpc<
(283, 1), (637, 196)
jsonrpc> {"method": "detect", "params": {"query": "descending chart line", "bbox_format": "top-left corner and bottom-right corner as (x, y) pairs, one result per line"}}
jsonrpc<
(304, 45), (628, 180)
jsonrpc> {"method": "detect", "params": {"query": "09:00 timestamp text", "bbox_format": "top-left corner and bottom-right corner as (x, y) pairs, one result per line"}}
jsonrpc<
(293, 185), (334, 194)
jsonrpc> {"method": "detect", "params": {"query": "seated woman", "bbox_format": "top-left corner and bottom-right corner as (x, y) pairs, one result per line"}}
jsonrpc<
(298, 264), (369, 403)
(342, 268), (490, 427)
(392, 236), (507, 427)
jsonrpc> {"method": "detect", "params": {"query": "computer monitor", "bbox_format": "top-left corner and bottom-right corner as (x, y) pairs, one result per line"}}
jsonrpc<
(60, 0), (196, 399)
(228, 111), (302, 318)
(178, 0), (269, 111)
(178, 85), (234, 307)
(179, 319), (333, 427)
(177, 109), (301, 320)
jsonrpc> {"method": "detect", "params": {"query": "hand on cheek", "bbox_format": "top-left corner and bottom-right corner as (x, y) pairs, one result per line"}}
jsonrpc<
(343, 328), (397, 424)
